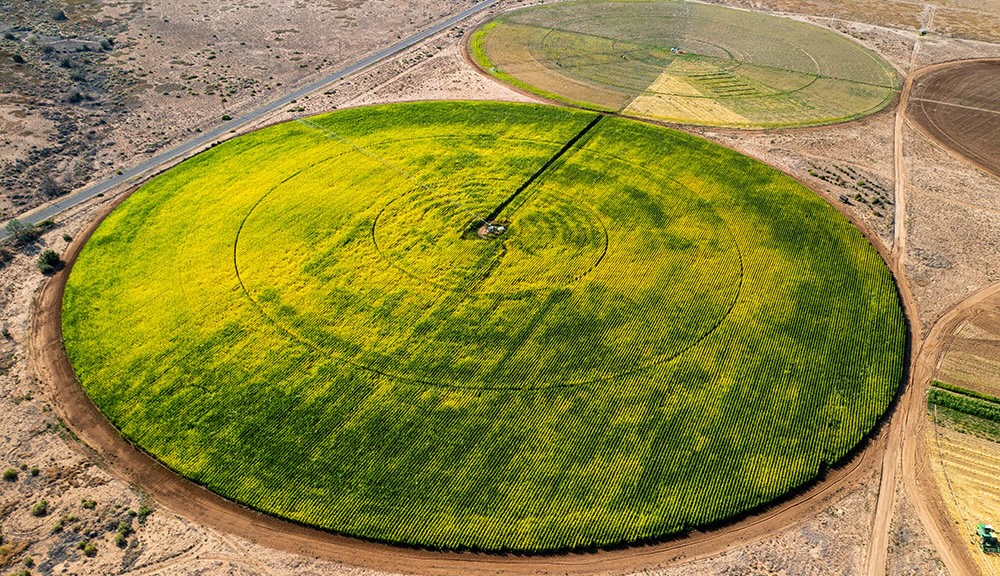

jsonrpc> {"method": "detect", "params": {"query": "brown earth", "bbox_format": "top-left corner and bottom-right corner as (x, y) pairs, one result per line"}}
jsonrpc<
(907, 60), (1000, 179)
(937, 307), (1000, 397)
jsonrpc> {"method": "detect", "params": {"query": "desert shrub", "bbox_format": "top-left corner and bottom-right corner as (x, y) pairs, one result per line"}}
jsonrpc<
(80, 498), (96, 509)
(12, 53), (25, 64)
(78, 541), (96, 557)
(2, 469), (17, 481)
(37, 250), (60, 274)
(31, 500), (47, 517)
(6, 219), (39, 245)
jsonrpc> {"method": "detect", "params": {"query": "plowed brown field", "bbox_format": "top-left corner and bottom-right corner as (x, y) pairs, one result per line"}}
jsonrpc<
(908, 60), (1000, 178)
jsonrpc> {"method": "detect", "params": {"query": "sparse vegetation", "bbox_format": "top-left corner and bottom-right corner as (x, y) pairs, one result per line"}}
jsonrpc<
(2, 469), (17, 482)
(30, 500), (47, 517)
(51, 515), (71, 533)
(115, 519), (133, 547)
(77, 540), (97, 557)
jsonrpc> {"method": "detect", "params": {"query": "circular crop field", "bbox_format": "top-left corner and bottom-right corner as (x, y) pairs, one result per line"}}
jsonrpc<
(470, 0), (900, 128)
(63, 101), (905, 552)
(908, 60), (1000, 177)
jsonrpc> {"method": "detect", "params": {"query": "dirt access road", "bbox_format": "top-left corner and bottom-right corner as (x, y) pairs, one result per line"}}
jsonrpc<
(862, 58), (1000, 576)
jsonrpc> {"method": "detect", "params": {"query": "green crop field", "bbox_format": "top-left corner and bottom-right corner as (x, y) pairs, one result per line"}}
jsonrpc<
(470, 0), (901, 128)
(63, 101), (905, 551)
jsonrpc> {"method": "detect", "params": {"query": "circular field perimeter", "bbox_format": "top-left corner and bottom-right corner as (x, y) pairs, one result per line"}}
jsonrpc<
(908, 60), (1000, 177)
(470, 0), (900, 128)
(63, 101), (905, 552)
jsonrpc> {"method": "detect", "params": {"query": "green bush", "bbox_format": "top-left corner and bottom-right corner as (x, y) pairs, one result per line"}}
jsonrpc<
(30, 500), (47, 517)
(78, 540), (97, 557)
(37, 250), (60, 274)
(932, 380), (1000, 405)
(2, 469), (16, 481)
(6, 219), (38, 245)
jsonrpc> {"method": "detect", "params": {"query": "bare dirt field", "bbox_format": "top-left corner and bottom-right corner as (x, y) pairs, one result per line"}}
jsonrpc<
(907, 60), (1000, 179)
(5, 0), (1000, 574)
(938, 308), (1000, 397)
(902, 120), (1000, 330)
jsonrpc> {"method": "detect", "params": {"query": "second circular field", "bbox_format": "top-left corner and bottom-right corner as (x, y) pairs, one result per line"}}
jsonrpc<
(470, 0), (901, 128)
(63, 101), (905, 552)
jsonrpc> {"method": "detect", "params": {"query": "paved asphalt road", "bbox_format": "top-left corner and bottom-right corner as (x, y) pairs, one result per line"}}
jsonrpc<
(1, 0), (497, 242)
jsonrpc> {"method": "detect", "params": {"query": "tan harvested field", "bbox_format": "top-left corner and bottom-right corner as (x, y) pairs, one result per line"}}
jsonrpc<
(908, 60), (1000, 179)
(6, 0), (1000, 574)
(927, 424), (1000, 575)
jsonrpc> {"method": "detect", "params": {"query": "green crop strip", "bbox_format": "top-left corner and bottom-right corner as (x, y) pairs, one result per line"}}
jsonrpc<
(63, 101), (905, 552)
(931, 380), (1000, 406)
(929, 387), (1000, 423)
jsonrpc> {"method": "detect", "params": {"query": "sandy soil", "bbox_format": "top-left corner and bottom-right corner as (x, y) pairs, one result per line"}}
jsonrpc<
(5, 0), (1000, 574)
(902, 121), (1000, 331)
